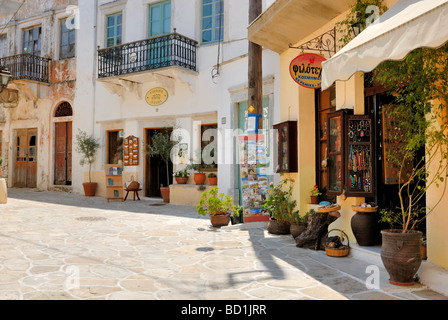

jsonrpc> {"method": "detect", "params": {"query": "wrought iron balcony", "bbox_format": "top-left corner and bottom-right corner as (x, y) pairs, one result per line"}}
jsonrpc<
(0, 54), (51, 83)
(98, 32), (198, 79)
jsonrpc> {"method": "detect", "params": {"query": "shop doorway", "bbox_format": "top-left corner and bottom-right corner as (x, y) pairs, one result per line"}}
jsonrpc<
(14, 128), (38, 188)
(366, 92), (427, 234)
(145, 128), (173, 198)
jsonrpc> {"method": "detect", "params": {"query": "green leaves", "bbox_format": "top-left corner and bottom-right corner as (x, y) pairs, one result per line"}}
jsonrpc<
(196, 186), (235, 216)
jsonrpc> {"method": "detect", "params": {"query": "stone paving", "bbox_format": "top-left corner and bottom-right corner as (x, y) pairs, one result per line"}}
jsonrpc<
(0, 188), (447, 300)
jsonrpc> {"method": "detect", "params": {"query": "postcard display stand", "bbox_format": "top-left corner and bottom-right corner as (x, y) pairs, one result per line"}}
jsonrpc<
(239, 134), (270, 223)
(106, 164), (124, 202)
(124, 136), (139, 166)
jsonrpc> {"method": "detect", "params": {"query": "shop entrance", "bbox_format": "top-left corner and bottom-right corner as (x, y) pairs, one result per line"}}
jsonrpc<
(145, 128), (173, 198)
(14, 128), (37, 188)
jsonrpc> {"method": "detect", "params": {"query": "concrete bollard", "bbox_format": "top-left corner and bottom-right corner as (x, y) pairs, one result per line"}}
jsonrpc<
(0, 178), (7, 204)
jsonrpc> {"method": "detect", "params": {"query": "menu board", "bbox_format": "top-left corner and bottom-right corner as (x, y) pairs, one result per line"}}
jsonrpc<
(239, 134), (270, 222)
(124, 135), (139, 166)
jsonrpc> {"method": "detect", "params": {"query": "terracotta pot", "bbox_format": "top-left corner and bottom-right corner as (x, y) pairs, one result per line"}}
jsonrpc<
(208, 177), (217, 185)
(267, 219), (290, 235)
(175, 177), (188, 184)
(82, 182), (97, 197)
(421, 245), (427, 260)
(381, 229), (423, 286)
(290, 223), (306, 238)
(193, 173), (206, 185)
(160, 187), (170, 203)
(351, 211), (378, 246)
(210, 213), (230, 228)
(0, 167), (2, 176)
(310, 196), (319, 204)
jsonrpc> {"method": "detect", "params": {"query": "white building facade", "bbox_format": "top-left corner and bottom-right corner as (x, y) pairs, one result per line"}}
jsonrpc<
(73, 0), (281, 203)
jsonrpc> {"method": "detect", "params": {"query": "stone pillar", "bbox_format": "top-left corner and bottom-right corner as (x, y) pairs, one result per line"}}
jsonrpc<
(0, 178), (7, 204)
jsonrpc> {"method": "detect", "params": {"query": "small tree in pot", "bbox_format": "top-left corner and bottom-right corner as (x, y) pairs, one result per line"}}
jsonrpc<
(146, 130), (180, 203)
(374, 43), (448, 285)
(75, 130), (100, 196)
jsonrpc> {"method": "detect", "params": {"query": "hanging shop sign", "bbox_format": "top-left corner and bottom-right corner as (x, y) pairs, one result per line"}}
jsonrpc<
(145, 88), (168, 106)
(289, 53), (326, 89)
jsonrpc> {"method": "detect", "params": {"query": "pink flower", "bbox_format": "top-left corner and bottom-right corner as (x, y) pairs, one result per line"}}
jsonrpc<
(270, 182), (274, 186)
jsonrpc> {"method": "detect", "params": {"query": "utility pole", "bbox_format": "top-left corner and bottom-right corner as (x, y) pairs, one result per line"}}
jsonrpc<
(248, 0), (263, 130)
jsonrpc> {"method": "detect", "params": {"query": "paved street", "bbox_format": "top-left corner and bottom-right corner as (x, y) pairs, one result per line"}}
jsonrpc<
(0, 188), (446, 301)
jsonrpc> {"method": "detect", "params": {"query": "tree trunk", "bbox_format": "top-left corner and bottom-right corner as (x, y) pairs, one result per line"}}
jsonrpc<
(295, 210), (340, 250)
(249, 0), (263, 129)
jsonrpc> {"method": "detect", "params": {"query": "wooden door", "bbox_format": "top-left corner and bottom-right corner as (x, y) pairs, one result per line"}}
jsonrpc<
(54, 122), (72, 185)
(14, 128), (37, 188)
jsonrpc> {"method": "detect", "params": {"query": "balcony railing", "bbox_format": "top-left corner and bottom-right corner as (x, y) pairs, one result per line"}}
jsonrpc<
(98, 32), (198, 78)
(0, 54), (51, 83)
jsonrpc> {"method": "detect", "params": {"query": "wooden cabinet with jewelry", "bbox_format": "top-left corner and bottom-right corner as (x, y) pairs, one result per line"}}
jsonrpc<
(345, 115), (375, 197)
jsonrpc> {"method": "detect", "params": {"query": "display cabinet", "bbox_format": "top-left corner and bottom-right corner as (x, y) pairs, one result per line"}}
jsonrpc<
(326, 109), (352, 195)
(105, 164), (123, 202)
(273, 121), (298, 173)
(345, 114), (375, 197)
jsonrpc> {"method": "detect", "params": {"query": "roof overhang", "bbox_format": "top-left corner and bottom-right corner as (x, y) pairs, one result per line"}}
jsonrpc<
(248, 0), (354, 54)
(322, 0), (448, 90)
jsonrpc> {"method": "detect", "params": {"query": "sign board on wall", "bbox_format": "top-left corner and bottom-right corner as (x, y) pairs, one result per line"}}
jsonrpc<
(145, 88), (168, 106)
(289, 53), (326, 89)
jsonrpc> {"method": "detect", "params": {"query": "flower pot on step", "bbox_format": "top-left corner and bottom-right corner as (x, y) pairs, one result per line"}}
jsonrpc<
(194, 173), (206, 185)
(160, 187), (170, 203)
(82, 182), (98, 197)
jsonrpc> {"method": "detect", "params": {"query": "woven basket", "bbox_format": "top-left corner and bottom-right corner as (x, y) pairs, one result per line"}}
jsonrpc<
(126, 176), (140, 191)
(324, 229), (350, 257)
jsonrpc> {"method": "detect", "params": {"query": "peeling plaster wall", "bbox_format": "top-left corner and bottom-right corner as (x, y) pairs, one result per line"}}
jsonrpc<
(0, 0), (78, 189)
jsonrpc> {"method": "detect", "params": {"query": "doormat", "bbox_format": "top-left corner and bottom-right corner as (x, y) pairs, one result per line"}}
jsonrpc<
(149, 203), (166, 206)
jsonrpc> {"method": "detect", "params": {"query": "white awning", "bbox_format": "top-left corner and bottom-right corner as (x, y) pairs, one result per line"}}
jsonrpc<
(321, 0), (448, 90)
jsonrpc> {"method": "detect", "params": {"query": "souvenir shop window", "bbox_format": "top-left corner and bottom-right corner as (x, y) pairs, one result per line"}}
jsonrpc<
(316, 86), (336, 200)
(273, 121), (297, 173)
(107, 130), (124, 164)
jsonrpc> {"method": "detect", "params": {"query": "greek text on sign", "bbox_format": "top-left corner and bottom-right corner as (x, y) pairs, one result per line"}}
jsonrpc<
(145, 88), (168, 106)
(289, 53), (326, 89)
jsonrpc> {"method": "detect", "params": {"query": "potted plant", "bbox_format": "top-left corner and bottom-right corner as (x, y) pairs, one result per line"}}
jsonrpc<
(147, 130), (179, 203)
(374, 43), (448, 285)
(174, 168), (189, 184)
(197, 186), (235, 228)
(75, 130), (100, 197)
(310, 185), (321, 204)
(208, 172), (217, 186)
(186, 161), (207, 185)
(231, 205), (244, 225)
(263, 175), (297, 235)
(290, 210), (312, 238)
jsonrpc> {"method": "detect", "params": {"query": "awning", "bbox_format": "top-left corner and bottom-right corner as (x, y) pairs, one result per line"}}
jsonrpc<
(321, 0), (448, 90)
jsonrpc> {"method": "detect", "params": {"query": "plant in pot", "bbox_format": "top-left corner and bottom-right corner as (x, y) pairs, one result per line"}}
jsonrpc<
(208, 172), (217, 186)
(310, 185), (321, 204)
(290, 209), (312, 239)
(263, 175), (296, 235)
(174, 168), (189, 184)
(197, 186), (235, 228)
(186, 161), (208, 185)
(146, 130), (180, 203)
(231, 205), (244, 225)
(373, 43), (448, 286)
(75, 130), (100, 197)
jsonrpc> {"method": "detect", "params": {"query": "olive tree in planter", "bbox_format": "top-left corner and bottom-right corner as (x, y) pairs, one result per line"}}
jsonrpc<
(374, 43), (448, 286)
(146, 130), (180, 203)
(75, 130), (100, 197)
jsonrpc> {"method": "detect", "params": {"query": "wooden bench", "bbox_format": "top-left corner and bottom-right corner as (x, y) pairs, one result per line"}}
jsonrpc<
(124, 188), (142, 201)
